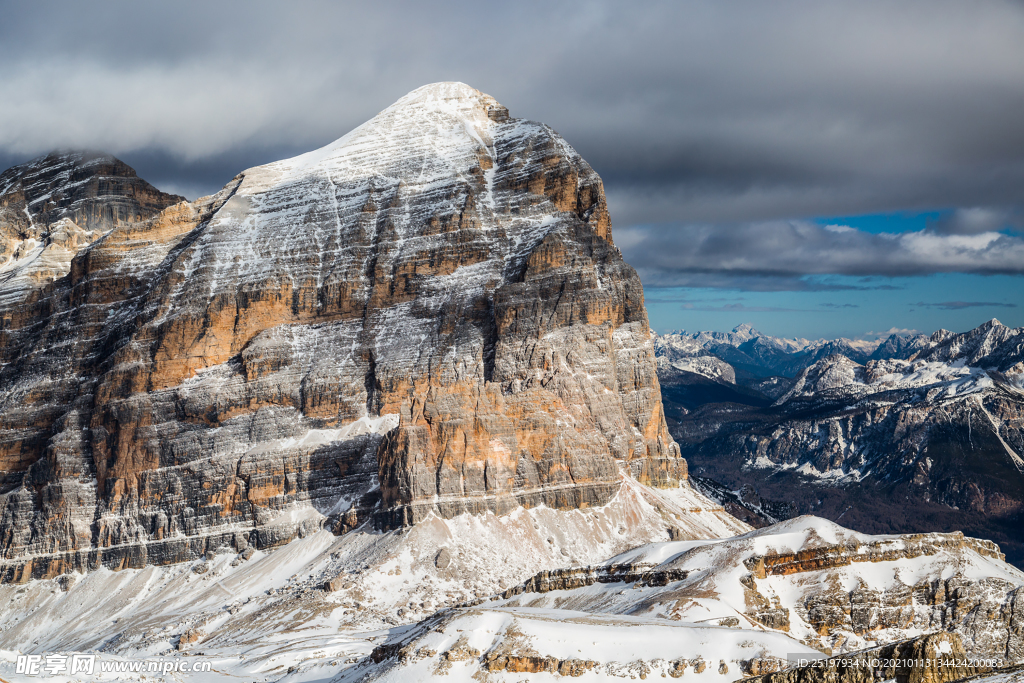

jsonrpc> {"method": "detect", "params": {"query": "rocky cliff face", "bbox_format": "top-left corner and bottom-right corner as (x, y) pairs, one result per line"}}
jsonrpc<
(0, 83), (688, 581)
(0, 151), (183, 305)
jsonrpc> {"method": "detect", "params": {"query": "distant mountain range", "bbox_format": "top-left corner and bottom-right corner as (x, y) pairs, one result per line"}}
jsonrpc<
(656, 323), (932, 380)
(655, 319), (1024, 565)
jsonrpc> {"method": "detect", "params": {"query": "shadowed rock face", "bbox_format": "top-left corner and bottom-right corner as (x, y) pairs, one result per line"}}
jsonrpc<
(0, 151), (184, 236)
(0, 82), (686, 581)
(0, 151), (185, 305)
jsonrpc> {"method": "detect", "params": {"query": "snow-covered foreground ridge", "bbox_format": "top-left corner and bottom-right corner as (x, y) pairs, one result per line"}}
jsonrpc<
(353, 516), (1024, 682)
(3, 511), (1023, 683)
(0, 479), (744, 681)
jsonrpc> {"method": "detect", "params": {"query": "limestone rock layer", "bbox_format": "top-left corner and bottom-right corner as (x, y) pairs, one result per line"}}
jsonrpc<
(0, 82), (686, 580)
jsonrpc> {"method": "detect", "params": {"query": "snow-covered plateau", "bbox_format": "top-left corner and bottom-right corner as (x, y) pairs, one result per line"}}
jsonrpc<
(2, 512), (1021, 682)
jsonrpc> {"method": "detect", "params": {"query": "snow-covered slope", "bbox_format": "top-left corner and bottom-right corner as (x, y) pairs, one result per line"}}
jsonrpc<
(3, 512), (1019, 682)
(0, 477), (745, 682)
(659, 354), (738, 384)
(344, 516), (1024, 682)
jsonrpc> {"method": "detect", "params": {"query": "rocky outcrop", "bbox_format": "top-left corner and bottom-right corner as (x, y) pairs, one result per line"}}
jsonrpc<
(477, 516), (1024, 664)
(730, 526), (1024, 660)
(482, 653), (599, 676)
(744, 531), (1004, 577)
(0, 150), (184, 305)
(498, 561), (690, 598)
(0, 82), (688, 581)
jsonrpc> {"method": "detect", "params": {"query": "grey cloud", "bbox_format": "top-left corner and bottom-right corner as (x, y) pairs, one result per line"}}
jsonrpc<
(618, 221), (1024, 289)
(912, 301), (1018, 310)
(0, 0), (1023, 219)
(927, 207), (1024, 235)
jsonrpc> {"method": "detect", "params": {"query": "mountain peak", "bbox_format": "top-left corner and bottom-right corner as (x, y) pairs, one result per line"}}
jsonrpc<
(395, 81), (503, 108)
(0, 81), (679, 583)
(249, 82), (513, 191)
(385, 81), (510, 125)
(1, 150), (184, 305)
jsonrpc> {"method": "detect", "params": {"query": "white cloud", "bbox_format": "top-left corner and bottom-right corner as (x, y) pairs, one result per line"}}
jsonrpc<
(863, 327), (922, 338)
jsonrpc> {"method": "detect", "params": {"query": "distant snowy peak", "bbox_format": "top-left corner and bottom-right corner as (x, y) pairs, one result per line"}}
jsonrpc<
(657, 324), (864, 358)
(776, 354), (865, 402)
(869, 331), (930, 360)
(654, 320), (1022, 381)
(914, 318), (1024, 371)
(773, 351), (1011, 406)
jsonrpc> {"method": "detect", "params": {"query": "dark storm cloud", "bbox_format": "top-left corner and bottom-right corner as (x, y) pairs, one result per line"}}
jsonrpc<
(2, 0), (1024, 239)
(913, 301), (1019, 310)
(616, 221), (1024, 289)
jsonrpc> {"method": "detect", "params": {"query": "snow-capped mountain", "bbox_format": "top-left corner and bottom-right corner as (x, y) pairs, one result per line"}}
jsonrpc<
(1, 82), (1021, 683)
(0, 82), (707, 585)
